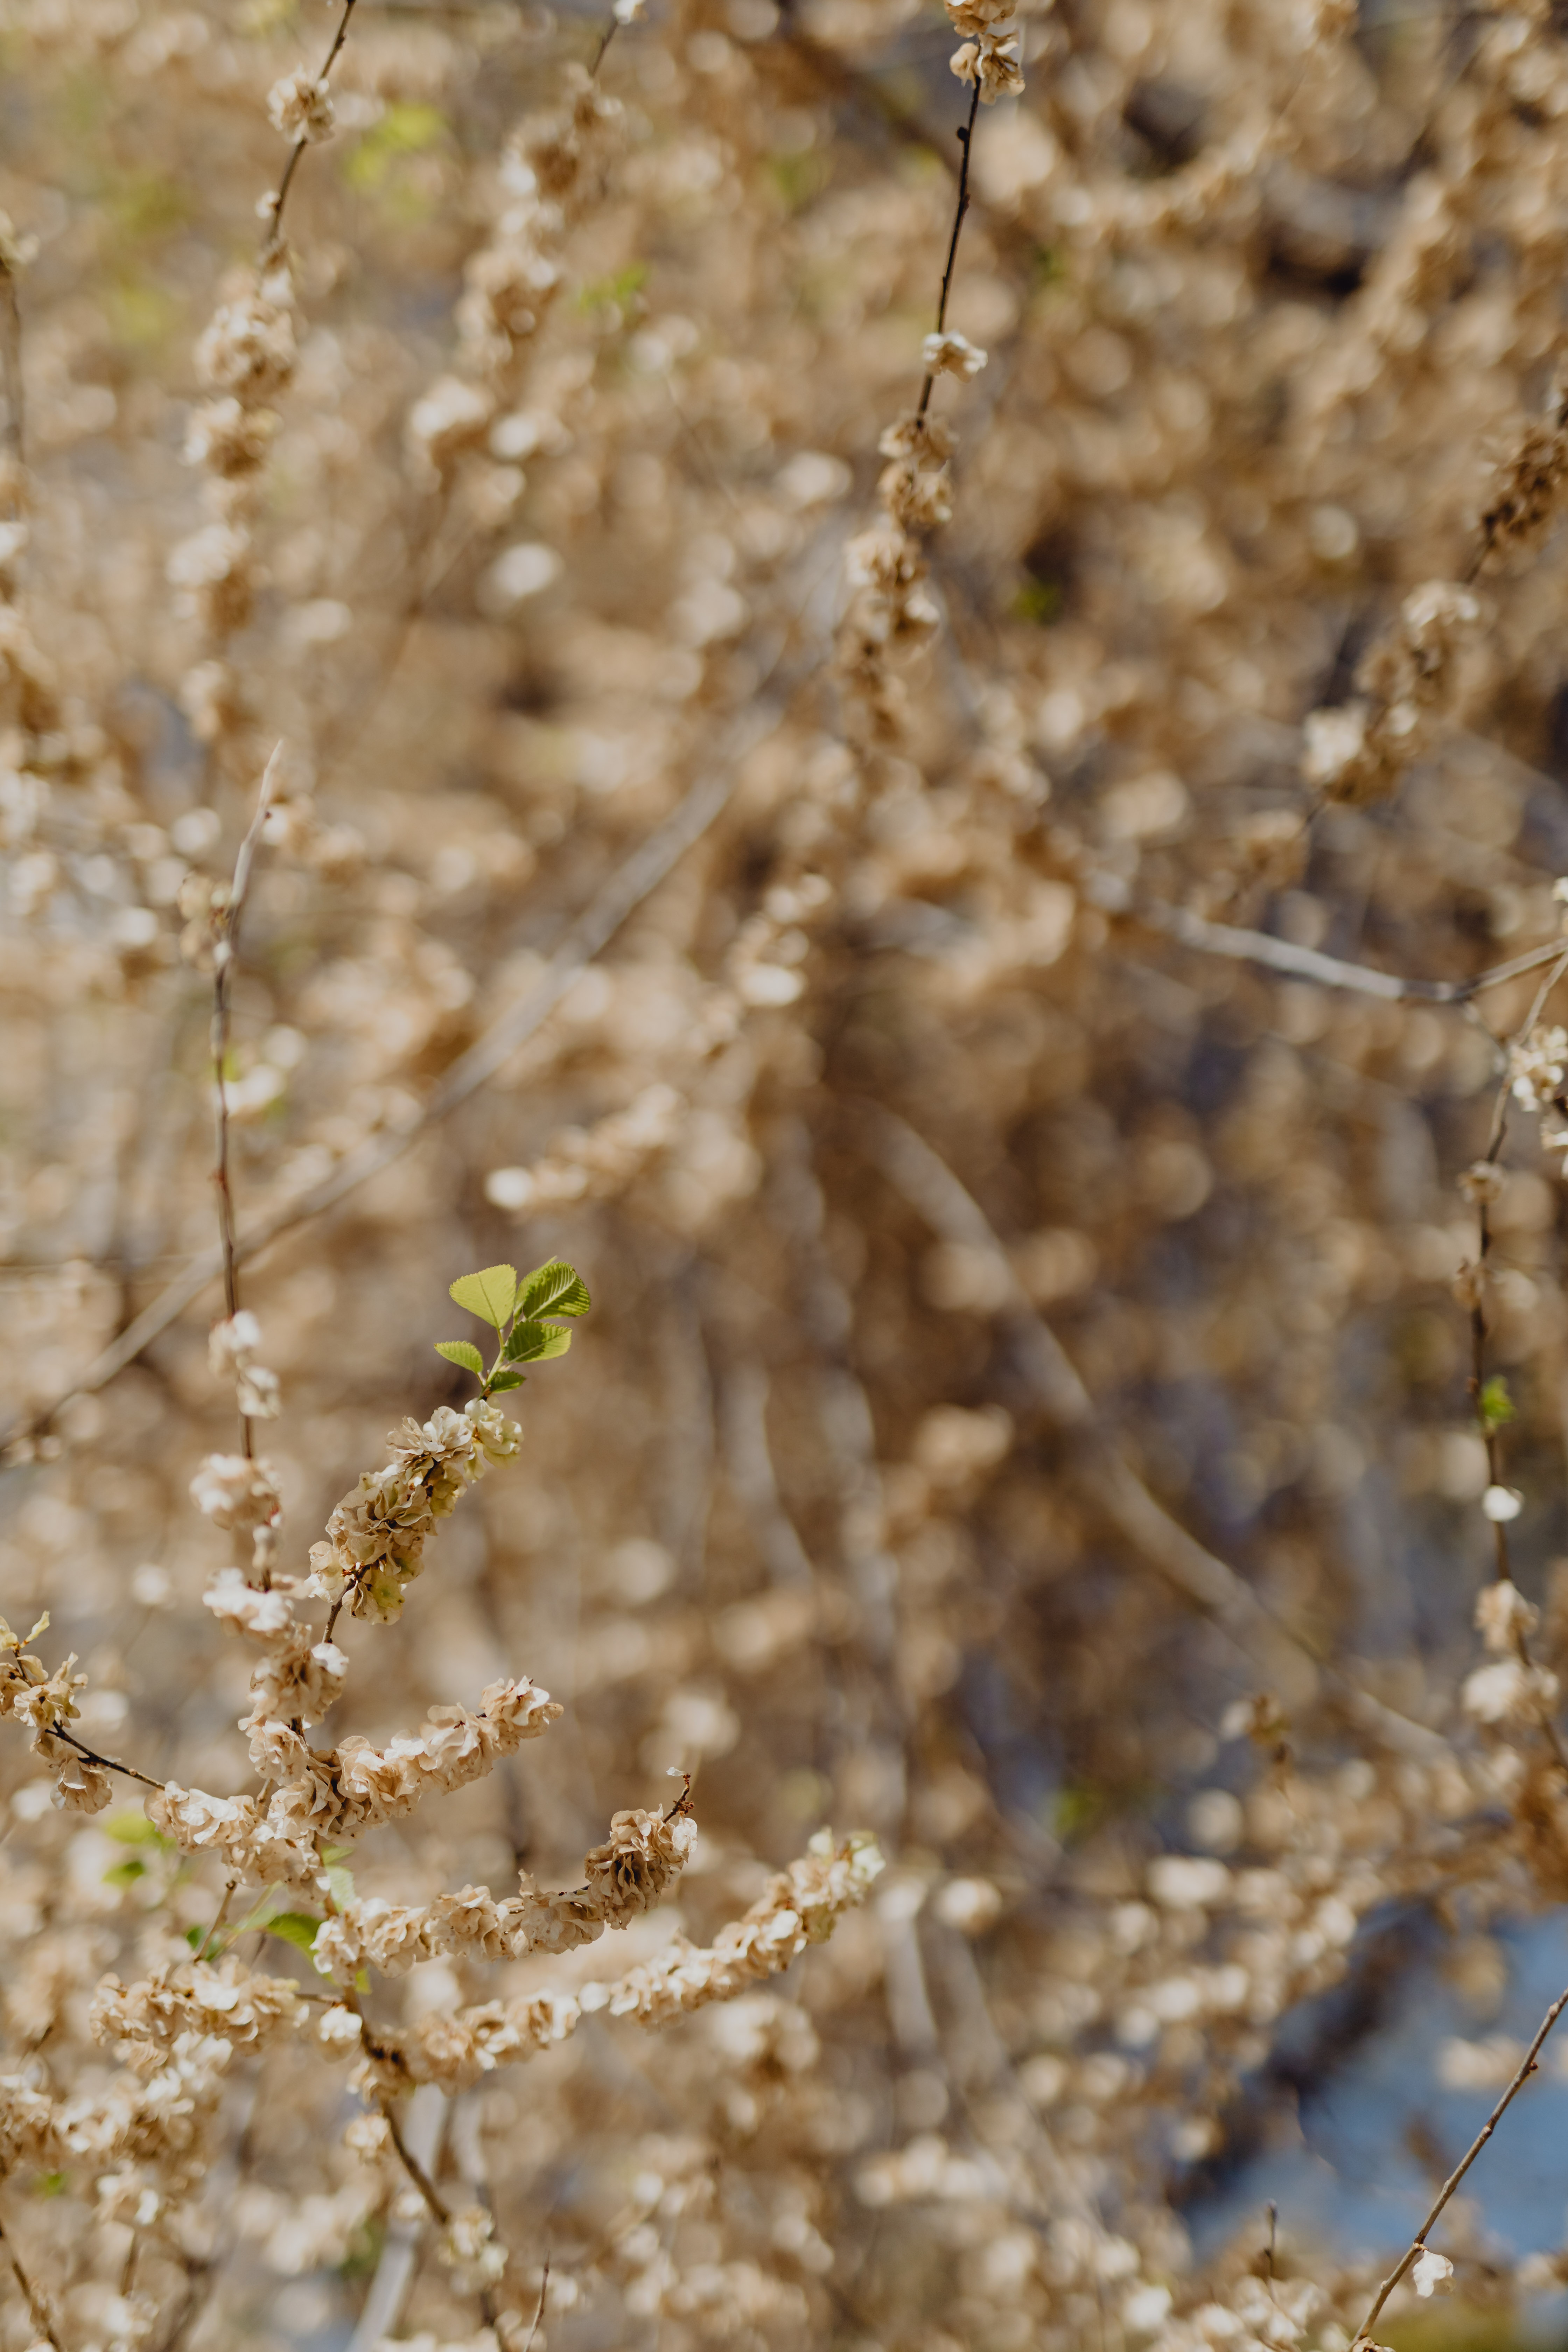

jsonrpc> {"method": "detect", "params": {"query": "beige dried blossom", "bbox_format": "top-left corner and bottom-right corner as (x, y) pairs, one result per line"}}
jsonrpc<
(1509, 1024), (1568, 1111)
(1462, 1657), (1559, 1724)
(184, 398), (278, 479)
(1477, 1580), (1539, 1654)
(1302, 582), (1482, 804)
(950, 29), (1025, 100)
(209, 1310), (281, 1419)
(195, 284), (296, 402)
(308, 1400), (522, 1620)
(1478, 376), (1568, 567)
(190, 1455), (282, 1581)
(923, 330), (988, 380)
(267, 70), (336, 145)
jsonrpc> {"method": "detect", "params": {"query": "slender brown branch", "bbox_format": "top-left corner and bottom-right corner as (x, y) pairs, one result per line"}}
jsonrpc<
(192, 1877), (239, 1964)
(914, 80), (982, 425)
(0, 2205), (64, 2351)
(54, 1720), (165, 1791)
(260, 0), (361, 258)
(522, 2257), (550, 2352)
(1352, 1981), (1568, 2345)
(589, 6), (622, 75)
(211, 752), (280, 1464)
(378, 2094), (453, 2227)
(0, 248), (22, 499)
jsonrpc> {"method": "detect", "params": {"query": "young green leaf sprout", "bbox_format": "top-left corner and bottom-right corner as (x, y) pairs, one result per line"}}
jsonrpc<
(436, 1258), (592, 1395)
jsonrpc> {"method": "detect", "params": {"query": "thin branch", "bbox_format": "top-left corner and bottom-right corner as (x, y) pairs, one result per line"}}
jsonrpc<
(1351, 1980), (1568, 2345)
(914, 81), (982, 424)
(1133, 895), (1568, 1006)
(589, 3), (623, 76)
(211, 750), (280, 1465)
(522, 2258), (550, 2352)
(260, 0), (362, 259)
(0, 247), (22, 499)
(0, 696), (787, 1463)
(54, 1720), (165, 1791)
(0, 2205), (63, 2352)
(192, 1877), (239, 1965)
(378, 2093), (453, 2227)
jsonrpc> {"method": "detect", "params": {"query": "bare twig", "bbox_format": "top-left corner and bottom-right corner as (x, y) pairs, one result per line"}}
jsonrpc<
(53, 1721), (165, 1792)
(0, 2205), (63, 2352)
(378, 2093), (453, 2227)
(1351, 1979), (1568, 2346)
(260, 0), (362, 258)
(192, 1877), (239, 1965)
(914, 80), (982, 425)
(522, 2258), (551, 2352)
(211, 750), (280, 1464)
(0, 245), (22, 497)
(1134, 895), (1568, 1006)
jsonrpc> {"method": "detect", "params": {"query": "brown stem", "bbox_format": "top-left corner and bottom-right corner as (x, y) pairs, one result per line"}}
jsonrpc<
(0, 251), (22, 500)
(192, 1877), (239, 1963)
(0, 2205), (64, 2351)
(523, 2257), (550, 2352)
(913, 81), (982, 425)
(1352, 1980), (1568, 2345)
(55, 1720), (165, 1791)
(378, 2094), (453, 2226)
(589, 8), (621, 75)
(210, 754), (279, 1474)
(260, 0), (361, 258)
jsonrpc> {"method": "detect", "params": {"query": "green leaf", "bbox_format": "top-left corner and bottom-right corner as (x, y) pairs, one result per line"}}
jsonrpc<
(33, 2171), (66, 2199)
(326, 1863), (356, 1909)
(505, 1320), (573, 1365)
(354, 1968), (370, 1994)
(449, 1265), (517, 1330)
(264, 1911), (324, 1955)
(516, 1259), (591, 1321)
(104, 1809), (173, 1848)
(322, 1844), (356, 1867)
(488, 1367), (527, 1391)
(184, 1924), (205, 1950)
(435, 1339), (486, 1377)
(103, 1857), (147, 1888)
(1481, 1375), (1516, 1433)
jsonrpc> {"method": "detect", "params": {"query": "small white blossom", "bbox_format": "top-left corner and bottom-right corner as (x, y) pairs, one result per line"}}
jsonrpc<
(1482, 1484), (1522, 1522)
(1508, 1023), (1568, 1111)
(1412, 2251), (1454, 2298)
(267, 69), (336, 144)
(923, 330), (987, 380)
(1462, 1658), (1559, 1723)
(209, 1311), (281, 1420)
(190, 1454), (282, 1537)
(1476, 1579), (1538, 1653)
